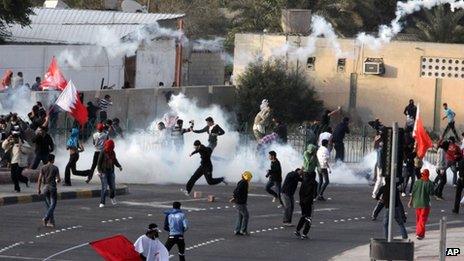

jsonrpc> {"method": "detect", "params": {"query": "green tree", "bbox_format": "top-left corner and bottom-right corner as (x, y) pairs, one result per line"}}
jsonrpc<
(236, 59), (323, 125)
(406, 5), (464, 43)
(0, 0), (34, 41)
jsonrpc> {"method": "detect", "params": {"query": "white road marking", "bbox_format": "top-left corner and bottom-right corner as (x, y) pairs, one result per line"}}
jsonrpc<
(121, 201), (205, 210)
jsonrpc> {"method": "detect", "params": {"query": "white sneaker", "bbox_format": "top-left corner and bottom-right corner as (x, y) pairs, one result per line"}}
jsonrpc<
(272, 197), (276, 203)
(401, 193), (406, 197)
(180, 188), (190, 197)
(99, 204), (105, 208)
(111, 198), (117, 205)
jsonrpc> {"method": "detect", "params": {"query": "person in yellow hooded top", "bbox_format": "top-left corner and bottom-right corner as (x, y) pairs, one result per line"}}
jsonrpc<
(230, 171), (253, 236)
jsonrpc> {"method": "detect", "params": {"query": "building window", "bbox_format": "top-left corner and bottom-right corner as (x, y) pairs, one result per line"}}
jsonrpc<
(306, 57), (316, 71)
(337, 58), (346, 72)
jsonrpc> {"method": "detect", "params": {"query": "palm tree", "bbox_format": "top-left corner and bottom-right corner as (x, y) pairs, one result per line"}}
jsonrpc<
(407, 5), (464, 43)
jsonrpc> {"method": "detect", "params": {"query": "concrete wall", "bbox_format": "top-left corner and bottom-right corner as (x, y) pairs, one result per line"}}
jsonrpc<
(233, 33), (464, 129)
(31, 85), (236, 130)
(186, 52), (225, 86)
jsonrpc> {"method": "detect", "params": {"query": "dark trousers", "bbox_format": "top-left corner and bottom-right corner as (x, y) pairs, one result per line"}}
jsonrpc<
(11, 163), (28, 192)
(372, 201), (384, 219)
(100, 172), (115, 204)
(296, 202), (313, 235)
(281, 193), (294, 223)
(207, 141), (217, 152)
(334, 142), (344, 162)
(443, 121), (459, 139)
(265, 180), (283, 205)
(186, 164), (223, 193)
(434, 169), (447, 198)
(403, 166), (415, 194)
(43, 187), (57, 224)
(165, 235), (186, 261)
(453, 178), (464, 213)
(99, 111), (107, 123)
(64, 153), (90, 185)
(89, 151), (101, 179)
(318, 169), (329, 197)
(31, 153), (49, 169)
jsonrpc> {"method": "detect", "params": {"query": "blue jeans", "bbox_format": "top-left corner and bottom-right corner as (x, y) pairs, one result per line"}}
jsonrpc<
(265, 180), (282, 204)
(100, 172), (115, 204)
(383, 207), (408, 239)
(44, 187), (57, 224)
(235, 204), (249, 233)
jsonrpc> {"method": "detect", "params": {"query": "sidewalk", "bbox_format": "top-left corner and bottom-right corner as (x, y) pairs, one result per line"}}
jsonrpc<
(0, 180), (129, 206)
(330, 226), (464, 260)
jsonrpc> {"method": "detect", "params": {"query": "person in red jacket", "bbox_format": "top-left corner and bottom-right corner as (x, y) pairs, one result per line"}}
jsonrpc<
(446, 136), (462, 186)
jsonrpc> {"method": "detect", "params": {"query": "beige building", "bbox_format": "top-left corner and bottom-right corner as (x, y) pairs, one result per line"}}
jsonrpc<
(233, 33), (464, 131)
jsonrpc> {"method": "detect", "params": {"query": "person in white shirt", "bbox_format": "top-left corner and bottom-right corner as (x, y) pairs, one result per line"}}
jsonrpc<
(318, 127), (333, 150)
(134, 223), (169, 261)
(316, 139), (331, 201)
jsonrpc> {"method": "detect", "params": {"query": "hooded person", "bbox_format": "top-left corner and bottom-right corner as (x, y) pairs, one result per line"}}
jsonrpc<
(97, 139), (122, 208)
(252, 99), (272, 141)
(408, 169), (434, 240)
(231, 171), (253, 235)
(64, 128), (88, 186)
(134, 223), (169, 261)
(295, 171), (318, 240)
(87, 123), (108, 183)
(302, 144), (318, 174)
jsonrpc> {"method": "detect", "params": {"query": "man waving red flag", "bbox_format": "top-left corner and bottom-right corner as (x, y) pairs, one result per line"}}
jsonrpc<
(55, 80), (88, 126)
(41, 57), (68, 91)
(413, 105), (433, 159)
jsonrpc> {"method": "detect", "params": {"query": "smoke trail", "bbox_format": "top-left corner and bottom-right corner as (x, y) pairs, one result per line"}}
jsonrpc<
(357, 0), (464, 49)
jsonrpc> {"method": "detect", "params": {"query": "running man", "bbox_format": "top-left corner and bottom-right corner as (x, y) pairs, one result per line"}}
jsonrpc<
(182, 140), (226, 196)
(192, 117), (225, 151)
(37, 154), (60, 228)
(442, 103), (459, 139)
(265, 151), (283, 205)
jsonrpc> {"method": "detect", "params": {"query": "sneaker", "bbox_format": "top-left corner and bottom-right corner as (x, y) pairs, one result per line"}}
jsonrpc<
(47, 223), (55, 228)
(371, 216), (377, 221)
(371, 194), (376, 199)
(222, 180), (228, 186)
(402, 236), (408, 240)
(180, 188), (190, 196)
(317, 196), (326, 201)
(435, 196), (444, 201)
(85, 178), (91, 184)
(272, 197), (276, 203)
(111, 198), (117, 205)
(99, 204), (105, 208)
(401, 193), (406, 197)
(234, 231), (244, 236)
(300, 235), (309, 240)
(408, 193), (412, 196)
(416, 235), (424, 240)
(294, 231), (301, 238)
(240, 231), (250, 236)
(453, 184), (457, 187)
(42, 219), (47, 227)
(452, 209), (459, 214)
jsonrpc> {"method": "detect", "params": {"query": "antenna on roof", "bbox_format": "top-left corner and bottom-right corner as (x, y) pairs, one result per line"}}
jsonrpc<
(121, 0), (146, 13)
(43, 0), (69, 9)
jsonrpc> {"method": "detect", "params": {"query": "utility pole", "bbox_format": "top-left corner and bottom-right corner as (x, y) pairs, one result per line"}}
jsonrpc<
(387, 122), (398, 242)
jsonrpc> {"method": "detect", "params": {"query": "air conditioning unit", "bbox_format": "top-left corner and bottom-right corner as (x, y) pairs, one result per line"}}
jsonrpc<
(363, 58), (385, 75)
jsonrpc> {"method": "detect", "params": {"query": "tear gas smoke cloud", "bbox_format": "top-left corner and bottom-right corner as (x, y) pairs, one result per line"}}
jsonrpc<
(0, 86), (40, 119)
(55, 94), (373, 185)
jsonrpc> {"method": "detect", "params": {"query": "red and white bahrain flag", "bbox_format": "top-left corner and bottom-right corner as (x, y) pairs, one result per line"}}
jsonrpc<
(413, 104), (433, 159)
(55, 80), (88, 126)
(41, 57), (67, 91)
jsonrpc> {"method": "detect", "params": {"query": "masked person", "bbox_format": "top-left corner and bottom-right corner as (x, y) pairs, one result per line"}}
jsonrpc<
(294, 171), (318, 240)
(2, 132), (32, 192)
(64, 128), (89, 186)
(282, 168), (303, 226)
(182, 140), (226, 196)
(134, 223), (169, 261)
(97, 139), (122, 208)
(231, 171), (253, 235)
(408, 169), (434, 240)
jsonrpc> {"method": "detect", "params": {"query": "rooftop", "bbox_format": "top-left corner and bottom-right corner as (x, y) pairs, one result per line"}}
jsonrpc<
(6, 8), (185, 44)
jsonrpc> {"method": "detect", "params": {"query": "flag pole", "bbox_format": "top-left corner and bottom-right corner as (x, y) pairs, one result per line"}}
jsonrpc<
(43, 242), (89, 261)
(388, 122), (398, 242)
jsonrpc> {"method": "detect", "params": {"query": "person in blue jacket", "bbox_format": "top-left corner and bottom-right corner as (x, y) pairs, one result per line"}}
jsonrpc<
(164, 201), (188, 261)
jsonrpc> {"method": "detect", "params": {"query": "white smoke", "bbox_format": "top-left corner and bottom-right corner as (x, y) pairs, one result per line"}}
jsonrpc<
(357, 0), (464, 49)
(0, 86), (35, 119)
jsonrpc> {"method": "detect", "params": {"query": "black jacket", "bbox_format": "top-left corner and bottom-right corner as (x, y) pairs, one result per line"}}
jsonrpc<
(267, 160), (282, 182)
(299, 172), (318, 205)
(191, 145), (212, 167)
(233, 179), (249, 204)
(332, 121), (350, 143)
(193, 125), (225, 144)
(32, 134), (54, 155)
(404, 104), (417, 119)
(282, 171), (302, 195)
(378, 183), (401, 208)
(273, 123), (288, 143)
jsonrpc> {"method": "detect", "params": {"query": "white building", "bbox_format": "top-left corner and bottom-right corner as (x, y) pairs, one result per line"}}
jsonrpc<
(0, 8), (184, 90)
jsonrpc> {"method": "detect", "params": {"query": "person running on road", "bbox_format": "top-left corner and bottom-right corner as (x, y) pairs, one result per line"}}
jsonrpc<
(382, 177), (408, 239)
(265, 151), (283, 205)
(408, 169), (434, 240)
(231, 171), (253, 235)
(164, 202), (188, 261)
(442, 103), (459, 139)
(30, 126), (54, 169)
(452, 158), (464, 214)
(282, 168), (303, 226)
(37, 154), (60, 228)
(64, 128), (89, 186)
(433, 141), (448, 200)
(316, 139), (331, 201)
(87, 123), (108, 183)
(332, 117), (350, 162)
(294, 171), (318, 240)
(2, 132), (32, 192)
(192, 117), (225, 151)
(97, 139), (122, 208)
(134, 223), (169, 261)
(183, 140), (226, 196)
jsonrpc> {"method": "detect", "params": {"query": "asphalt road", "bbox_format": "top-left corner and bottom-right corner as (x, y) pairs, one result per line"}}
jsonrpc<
(0, 183), (462, 261)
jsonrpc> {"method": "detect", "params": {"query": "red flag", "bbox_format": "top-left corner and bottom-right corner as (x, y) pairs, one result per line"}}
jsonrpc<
(90, 235), (141, 261)
(413, 105), (433, 159)
(55, 80), (88, 126)
(1, 69), (13, 90)
(41, 57), (67, 91)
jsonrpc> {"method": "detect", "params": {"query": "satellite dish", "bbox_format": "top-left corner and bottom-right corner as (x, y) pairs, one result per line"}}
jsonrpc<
(43, 0), (69, 9)
(121, 0), (145, 13)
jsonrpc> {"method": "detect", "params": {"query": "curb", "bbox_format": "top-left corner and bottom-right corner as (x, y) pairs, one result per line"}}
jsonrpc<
(0, 185), (129, 206)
